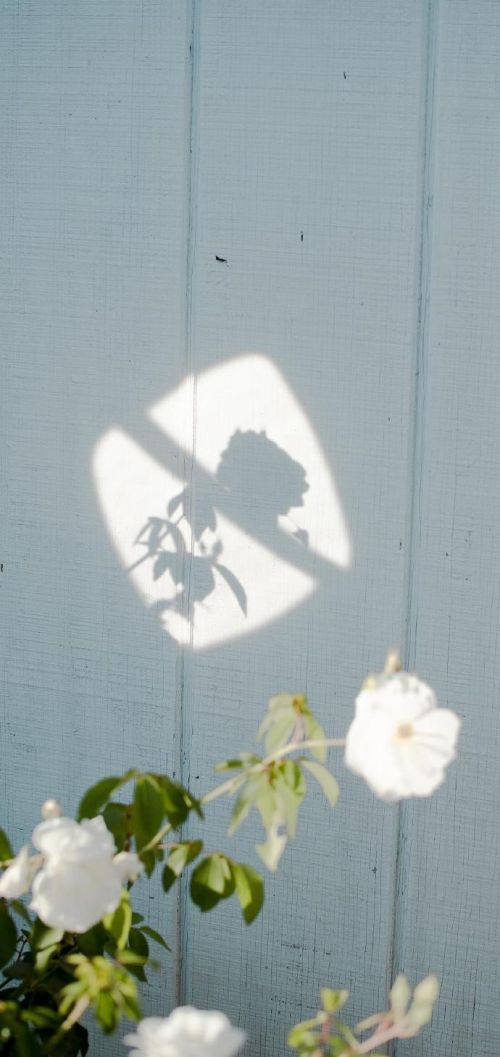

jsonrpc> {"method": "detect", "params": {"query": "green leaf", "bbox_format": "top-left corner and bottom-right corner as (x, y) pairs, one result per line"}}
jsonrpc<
(232, 863), (264, 924)
(76, 923), (107, 957)
(31, 921), (64, 972)
(134, 775), (164, 851)
(228, 774), (269, 836)
(58, 980), (87, 1017)
(95, 991), (118, 1033)
(321, 988), (349, 1013)
(0, 828), (13, 862)
(139, 926), (170, 951)
(274, 760), (306, 838)
(302, 761), (340, 807)
(162, 865), (177, 892)
(190, 854), (234, 912)
(12, 1024), (43, 1057)
(128, 928), (149, 960)
(303, 714), (328, 762)
(154, 776), (203, 828)
(21, 1007), (61, 1029)
(167, 840), (203, 877)
(117, 949), (147, 966)
(10, 900), (31, 924)
(31, 920), (63, 952)
(256, 817), (288, 872)
(263, 713), (296, 754)
(0, 903), (17, 968)
(287, 1017), (322, 1048)
(255, 784), (278, 831)
(78, 770), (136, 820)
(103, 898), (132, 950)
(214, 759), (244, 772)
(141, 850), (156, 877)
(102, 803), (129, 851)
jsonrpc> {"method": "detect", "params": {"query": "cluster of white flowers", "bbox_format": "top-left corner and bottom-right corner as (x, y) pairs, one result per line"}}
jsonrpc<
(345, 670), (461, 801)
(123, 1007), (246, 1057)
(0, 808), (142, 933)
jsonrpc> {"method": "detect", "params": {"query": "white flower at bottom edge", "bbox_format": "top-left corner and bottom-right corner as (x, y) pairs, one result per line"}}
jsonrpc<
(0, 846), (39, 899)
(29, 815), (143, 933)
(123, 1007), (247, 1057)
(345, 672), (461, 801)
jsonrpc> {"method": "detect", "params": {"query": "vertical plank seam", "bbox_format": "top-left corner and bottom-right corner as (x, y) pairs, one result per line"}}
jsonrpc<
(176, 0), (201, 1008)
(389, 0), (440, 1047)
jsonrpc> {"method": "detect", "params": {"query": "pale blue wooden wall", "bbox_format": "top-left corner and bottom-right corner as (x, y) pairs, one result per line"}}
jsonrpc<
(1, 3), (499, 1056)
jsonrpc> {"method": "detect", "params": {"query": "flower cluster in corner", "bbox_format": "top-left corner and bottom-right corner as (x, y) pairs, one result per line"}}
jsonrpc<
(123, 1007), (246, 1057)
(0, 650), (462, 1057)
(0, 806), (142, 932)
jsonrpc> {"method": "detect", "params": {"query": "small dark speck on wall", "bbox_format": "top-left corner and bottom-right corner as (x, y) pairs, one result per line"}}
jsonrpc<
(0, 563), (3, 572)
(300, 231), (304, 242)
(215, 255), (228, 263)
(343, 71), (347, 79)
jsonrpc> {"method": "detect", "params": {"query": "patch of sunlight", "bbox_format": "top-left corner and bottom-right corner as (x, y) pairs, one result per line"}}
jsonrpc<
(93, 353), (351, 650)
(149, 354), (351, 570)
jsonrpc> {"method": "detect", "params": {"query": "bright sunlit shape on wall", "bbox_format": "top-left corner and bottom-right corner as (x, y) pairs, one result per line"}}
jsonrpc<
(93, 354), (351, 650)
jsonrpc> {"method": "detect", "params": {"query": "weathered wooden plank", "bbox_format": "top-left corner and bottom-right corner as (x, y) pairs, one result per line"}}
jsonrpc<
(394, 3), (500, 1055)
(179, 3), (428, 1053)
(0, 3), (191, 1048)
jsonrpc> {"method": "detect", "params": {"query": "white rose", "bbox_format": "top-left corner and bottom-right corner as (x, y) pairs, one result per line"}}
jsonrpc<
(0, 846), (39, 899)
(29, 815), (143, 933)
(345, 672), (461, 801)
(123, 1007), (246, 1057)
(32, 816), (116, 863)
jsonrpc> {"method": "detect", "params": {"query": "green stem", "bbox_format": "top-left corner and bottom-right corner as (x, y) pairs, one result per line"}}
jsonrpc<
(202, 737), (346, 805)
(139, 821), (172, 854)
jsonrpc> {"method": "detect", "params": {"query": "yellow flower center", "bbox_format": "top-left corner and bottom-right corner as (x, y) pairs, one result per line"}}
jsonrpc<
(396, 722), (414, 740)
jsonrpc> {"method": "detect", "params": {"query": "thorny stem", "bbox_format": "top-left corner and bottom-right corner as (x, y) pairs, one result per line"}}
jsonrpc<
(202, 737), (346, 805)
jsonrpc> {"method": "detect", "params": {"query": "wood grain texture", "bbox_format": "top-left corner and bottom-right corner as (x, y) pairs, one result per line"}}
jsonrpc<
(394, 3), (500, 1055)
(0, 3), (191, 1052)
(180, 4), (427, 1055)
(1, 3), (498, 1056)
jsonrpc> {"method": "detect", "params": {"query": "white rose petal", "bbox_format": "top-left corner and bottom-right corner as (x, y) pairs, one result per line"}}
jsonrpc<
(113, 852), (144, 883)
(30, 857), (123, 932)
(30, 815), (141, 933)
(0, 846), (38, 899)
(345, 672), (461, 801)
(32, 815), (115, 864)
(123, 1007), (246, 1057)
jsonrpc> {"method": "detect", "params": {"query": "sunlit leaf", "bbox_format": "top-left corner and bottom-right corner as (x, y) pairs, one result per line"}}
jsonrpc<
(256, 816), (288, 872)
(302, 761), (339, 807)
(103, 898), (132, 951)
(134, 776), (164, 851)
(190, 854), (234, 912)
(0, 828), (13, 862)
(232, 863), (264, 924)
(78, 770), (137, 821)
(167, 840), (203, 877)
(303, 714), (328, 762)
(139, 926), (170, 951)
